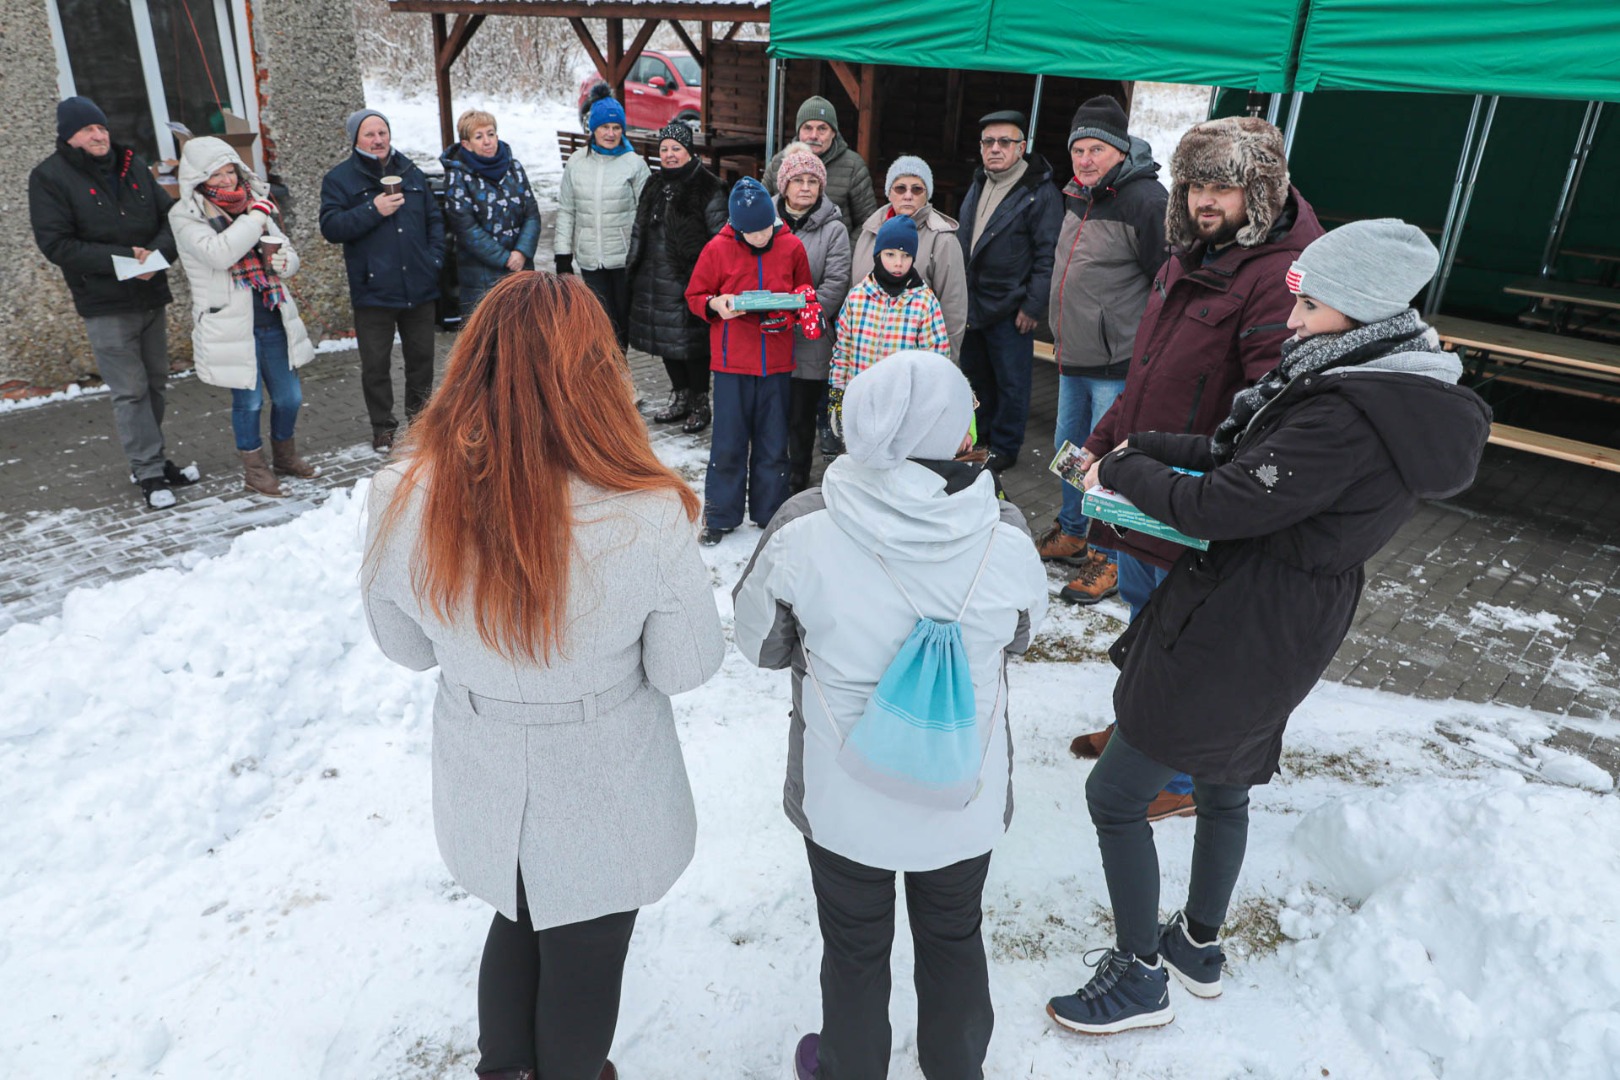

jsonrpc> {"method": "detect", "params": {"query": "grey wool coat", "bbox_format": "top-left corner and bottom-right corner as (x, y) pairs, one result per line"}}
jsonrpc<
(362, 465), (725, 928)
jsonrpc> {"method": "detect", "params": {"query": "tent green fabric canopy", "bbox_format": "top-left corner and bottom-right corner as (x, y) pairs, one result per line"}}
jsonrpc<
(1294, 0), (1620, 102)
(767, 0), (1303, 91)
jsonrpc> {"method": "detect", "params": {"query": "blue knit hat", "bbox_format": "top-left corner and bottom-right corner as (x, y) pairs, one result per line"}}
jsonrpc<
(588, 97), (626, 133)
(728, 177), (776, 234)
(57, 96), (109, 143)
(874, 213), (919, 260)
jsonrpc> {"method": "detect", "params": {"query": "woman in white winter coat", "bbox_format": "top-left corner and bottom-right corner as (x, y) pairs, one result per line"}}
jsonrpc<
(169, 137), (316, 496)
(733, 350), (1048, 1080)
(555, 97), (650, 350)
(363, 272), (724, 1080)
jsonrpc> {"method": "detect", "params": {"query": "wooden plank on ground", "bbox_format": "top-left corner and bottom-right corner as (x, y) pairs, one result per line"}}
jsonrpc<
(1432, 315), (1620, 378)
(1488, 424), (1620, 472)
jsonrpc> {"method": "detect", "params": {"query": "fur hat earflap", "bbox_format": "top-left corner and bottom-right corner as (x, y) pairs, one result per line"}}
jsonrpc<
(1167, 116), (1290, 249)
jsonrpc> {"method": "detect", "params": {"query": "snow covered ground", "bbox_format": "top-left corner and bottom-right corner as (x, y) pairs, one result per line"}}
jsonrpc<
(3, 431), (1617, 1079)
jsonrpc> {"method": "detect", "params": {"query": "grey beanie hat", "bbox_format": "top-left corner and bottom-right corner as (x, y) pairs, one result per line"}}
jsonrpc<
(1288, 218), (1440, 323)
(842, 350), (974, 469)
(345, 108), (389, 146)
(884, 155), (934, 199)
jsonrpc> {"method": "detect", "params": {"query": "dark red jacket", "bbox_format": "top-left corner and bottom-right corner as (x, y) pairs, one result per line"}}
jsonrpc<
(685, 224), (812, 377)
(1084, 187), (1325, 570)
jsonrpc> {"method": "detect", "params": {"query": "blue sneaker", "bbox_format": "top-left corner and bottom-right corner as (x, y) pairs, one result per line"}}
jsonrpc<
(1047, 948), (1174, 1035)
(792, 1032), (820, 1079)
(1160, 910), (1225, 999)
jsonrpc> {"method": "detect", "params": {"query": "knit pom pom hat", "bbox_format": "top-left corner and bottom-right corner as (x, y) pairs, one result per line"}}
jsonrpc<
(776, 141), (827, 190)
(728, 177), (777, 234)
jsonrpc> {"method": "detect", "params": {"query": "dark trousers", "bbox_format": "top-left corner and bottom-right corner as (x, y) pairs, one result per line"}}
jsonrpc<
(705, 370), (791, 530)
(663, 351), (711, 395)
(475, 876), (639, 1080)
(83, 309), (168, 480)
(581, 267), (631, 351)
(1085, 731), (1251, 957)
(806, 839), (994, 1080)
(354, 302), (437, 432)
(959, 318), (1034, 460)
(787, 376), (825, 493)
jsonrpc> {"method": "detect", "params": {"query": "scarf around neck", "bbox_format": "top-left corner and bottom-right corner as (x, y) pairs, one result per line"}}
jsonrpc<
(591, 136), (633, 157)
(872, 262), (924, 298)
(778, 193), (822, 233)
(200, 182), (284, 310)
(1209, 307), (1442, 464)
(464, 141), (513, 183)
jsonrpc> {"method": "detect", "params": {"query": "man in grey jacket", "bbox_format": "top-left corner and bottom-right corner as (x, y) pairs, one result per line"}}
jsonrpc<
(1037, 96), (1169, 605)
(763, 96), (879, 244)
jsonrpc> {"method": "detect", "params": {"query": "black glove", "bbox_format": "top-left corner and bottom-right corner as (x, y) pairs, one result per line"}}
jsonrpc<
(554, 254), (574, 275)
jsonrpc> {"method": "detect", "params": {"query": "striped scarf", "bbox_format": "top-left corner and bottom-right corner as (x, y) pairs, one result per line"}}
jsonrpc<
(202, 185), (285, 309)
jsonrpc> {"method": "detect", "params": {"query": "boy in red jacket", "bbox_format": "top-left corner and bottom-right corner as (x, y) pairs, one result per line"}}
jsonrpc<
(686, 177), (812, 544)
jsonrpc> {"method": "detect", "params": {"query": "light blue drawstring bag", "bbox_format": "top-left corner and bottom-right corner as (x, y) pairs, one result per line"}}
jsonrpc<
(808, 539), (1002, 809)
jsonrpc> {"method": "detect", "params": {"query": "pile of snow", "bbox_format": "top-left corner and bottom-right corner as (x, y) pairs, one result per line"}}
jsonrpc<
(1, 455), (1616, 1077)
(0, 381), (109, 415)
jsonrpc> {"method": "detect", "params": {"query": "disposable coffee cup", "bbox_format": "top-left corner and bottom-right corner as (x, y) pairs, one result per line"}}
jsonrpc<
(381, 176), (403, 196)
(258, 237), (282, 259)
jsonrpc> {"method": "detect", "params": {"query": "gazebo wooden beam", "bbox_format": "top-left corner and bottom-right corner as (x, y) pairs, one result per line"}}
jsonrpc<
(622, 17), (661, 85)
(722, 21), (744, 41)
(826, 60), (860, 105)
(855, 63), (877, 165)
(568, 17), (610, 79)
(429, 13), (486, 148)
(436, 12), (485, 70)
(392, 0), (767, 22)
(667, 19), (702, 65)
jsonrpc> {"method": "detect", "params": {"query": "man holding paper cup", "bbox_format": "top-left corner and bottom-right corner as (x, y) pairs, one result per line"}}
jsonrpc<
(29, 96), (197, 510)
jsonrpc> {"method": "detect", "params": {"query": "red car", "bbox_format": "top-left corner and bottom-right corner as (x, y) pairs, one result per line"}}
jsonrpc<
(578, 50), (702, 132)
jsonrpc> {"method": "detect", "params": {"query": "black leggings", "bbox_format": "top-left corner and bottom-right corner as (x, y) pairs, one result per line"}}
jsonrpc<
(475, 874), (639, 1080)
(1085, 731), (1251, 957)
(580, 267), (631, 352)
(663, 352), (711, 395)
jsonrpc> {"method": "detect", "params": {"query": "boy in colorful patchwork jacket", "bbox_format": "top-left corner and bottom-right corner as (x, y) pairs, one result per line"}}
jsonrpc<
(685, 177), (813, 545)
(828, 214), (951, 437)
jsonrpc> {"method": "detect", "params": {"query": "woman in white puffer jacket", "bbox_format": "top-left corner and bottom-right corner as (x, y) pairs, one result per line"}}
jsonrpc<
(169, 136), (315, 497)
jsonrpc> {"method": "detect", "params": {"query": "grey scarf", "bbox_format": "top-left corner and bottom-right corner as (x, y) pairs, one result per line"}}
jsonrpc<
(1209, 307), (1443, 464)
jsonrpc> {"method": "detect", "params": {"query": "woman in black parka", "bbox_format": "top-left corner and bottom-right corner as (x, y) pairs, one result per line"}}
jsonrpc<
(628, 122), (728, 434)
(1046, 219), (1492, 1037)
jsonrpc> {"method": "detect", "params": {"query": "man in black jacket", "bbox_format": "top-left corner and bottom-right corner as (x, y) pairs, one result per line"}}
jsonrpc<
(320, 108), (445, 453)
(956, 110), (1064, 473)
(29, 96), (196, 509)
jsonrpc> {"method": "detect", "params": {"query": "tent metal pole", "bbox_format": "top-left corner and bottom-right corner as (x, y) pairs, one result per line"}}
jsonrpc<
(1425, 95), (1485, 315)
(1029, 75), (1045, 144)
(765, 56), (780, 159)
(1207, 85), (1221, 121)
(1539, 101), (1604, 278)
(1265, 92), (1282, 125)
(1282, 91), (1304, 156)
(1429, 95), (1499, 316)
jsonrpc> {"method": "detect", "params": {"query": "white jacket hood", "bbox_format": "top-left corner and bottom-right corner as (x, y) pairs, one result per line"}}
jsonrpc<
(820, 457), (1001, 563)
(177, 137), (268, 206)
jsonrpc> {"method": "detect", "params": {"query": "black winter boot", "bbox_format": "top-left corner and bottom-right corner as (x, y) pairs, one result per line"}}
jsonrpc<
(653, 389), (692, 423)
(683, 393), (711, 434)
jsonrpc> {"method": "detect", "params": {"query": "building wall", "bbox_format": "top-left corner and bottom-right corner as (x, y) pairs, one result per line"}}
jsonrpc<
(0, 0), (362, 388)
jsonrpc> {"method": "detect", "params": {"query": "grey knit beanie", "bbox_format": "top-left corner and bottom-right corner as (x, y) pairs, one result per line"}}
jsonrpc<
(884, 155), (934, 200)
(1288, 219), (1440, 323)
(842, 351), (974, 469)
(345, 108), (389, 146)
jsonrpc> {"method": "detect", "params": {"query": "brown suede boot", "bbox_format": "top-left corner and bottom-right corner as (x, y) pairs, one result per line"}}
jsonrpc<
(1070, 724), (1115, 759)
(271, 437), (319, 478)
(239, 447), (285, 497)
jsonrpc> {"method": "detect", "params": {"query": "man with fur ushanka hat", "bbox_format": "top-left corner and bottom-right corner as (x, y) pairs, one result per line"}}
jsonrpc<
(1066, 115), (1324, 820)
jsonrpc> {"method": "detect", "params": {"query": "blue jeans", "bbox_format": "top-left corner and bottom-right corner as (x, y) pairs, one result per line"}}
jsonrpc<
(960, 317), (1034, 460)
(1116, 552), (1195, 796)
(230, 315), (302, 452)
(706, 371), (792, 530)
(1055, 372), (1126, 538)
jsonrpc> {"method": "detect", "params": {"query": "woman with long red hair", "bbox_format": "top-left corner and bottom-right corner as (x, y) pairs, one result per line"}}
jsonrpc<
(362, 271), (724, 1080)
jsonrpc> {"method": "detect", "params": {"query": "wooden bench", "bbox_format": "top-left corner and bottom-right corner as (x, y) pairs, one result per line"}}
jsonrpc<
(1432, 314), (1620, 472)
(1504, 276), (1620, 313)
(1033, 340), (1056, 363)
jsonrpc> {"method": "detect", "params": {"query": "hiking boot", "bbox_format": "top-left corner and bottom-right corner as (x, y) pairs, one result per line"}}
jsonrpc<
(793, 1033), (820, 1079)
(1035, 521), (1090, 564)
(372, 427), (395, 455)
(239, 446), (285, 497)
(162, 460), (201, 486)
(138, 476), (176, 509)
(1147, 790), (1197, 822)
(1159, 911), (1225, 999)
(682, 393), (711, 434)
(1047, 948), (1174, 1035)
(1070, 724), (1114, 759)
(1058, 551), (1118, 605)
(271, 437), (319, 478)
(653, 388), (692, 423)
(699, 525), (731, 546)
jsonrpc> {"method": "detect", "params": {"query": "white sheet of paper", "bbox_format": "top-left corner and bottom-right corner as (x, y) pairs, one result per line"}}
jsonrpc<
(112, 251), (171, 281)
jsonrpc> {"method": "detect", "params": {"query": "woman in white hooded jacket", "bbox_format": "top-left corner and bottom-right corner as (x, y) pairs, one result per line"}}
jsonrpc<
(170, 136), (316, 496)
(733, 349), (1047, 1080)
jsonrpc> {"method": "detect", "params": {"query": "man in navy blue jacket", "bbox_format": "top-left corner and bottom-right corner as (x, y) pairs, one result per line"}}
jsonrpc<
(320, 108), (444, 452)
(957, 109), (1063, 472)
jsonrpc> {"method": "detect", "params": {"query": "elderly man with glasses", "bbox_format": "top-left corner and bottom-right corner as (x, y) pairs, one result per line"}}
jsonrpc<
(956, 109), (1063, 473)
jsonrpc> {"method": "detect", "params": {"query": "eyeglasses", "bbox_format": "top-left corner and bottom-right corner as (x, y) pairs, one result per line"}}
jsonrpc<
(890, 183), (927, 196)
(980, 136), (1024, 149)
